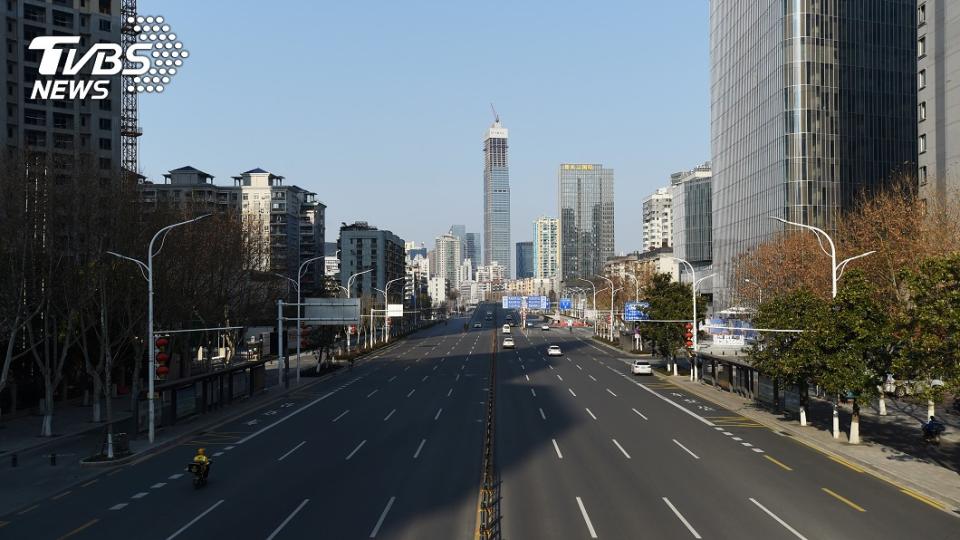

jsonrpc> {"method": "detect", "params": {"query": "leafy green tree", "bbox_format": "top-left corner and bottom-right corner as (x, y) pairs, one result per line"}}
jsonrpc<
(643, 273), (705, 373)
(750, 288), (827, 426)
(895, 254), (960, 417)
(809, 271), (892, 443)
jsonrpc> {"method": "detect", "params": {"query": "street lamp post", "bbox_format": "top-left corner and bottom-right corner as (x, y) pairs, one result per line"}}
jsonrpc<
(295, 255), (325, 386)
(107, 214), (211, 444)
(345, 268), (373, 353)
(770, 216), (876, 299)
(382, 277), (404, 343)
(770, 216), (876, 436)
(575, 278), (598, 335)
(669, 256), (715, 381)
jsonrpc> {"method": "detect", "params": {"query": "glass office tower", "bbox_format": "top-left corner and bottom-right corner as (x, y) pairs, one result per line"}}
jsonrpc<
(558, 164), (615, 280)
(483, 118), (511, 276)
(710, 0), (917, 306)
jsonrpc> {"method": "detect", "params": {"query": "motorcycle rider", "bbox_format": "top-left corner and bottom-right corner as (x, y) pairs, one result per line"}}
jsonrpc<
(193, 447), (210, 479)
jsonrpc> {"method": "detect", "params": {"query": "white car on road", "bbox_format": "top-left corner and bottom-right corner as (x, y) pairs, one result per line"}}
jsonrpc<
(503, 337), (515, 349)
(541, 324), (550, 331)
(631, 360), (652, 375)
(502, 325), (511, 334)
(547, 345), (562, 356)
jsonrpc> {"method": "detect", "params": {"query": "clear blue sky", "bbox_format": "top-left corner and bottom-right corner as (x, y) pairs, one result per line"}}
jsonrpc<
(139, 0), (710, 255)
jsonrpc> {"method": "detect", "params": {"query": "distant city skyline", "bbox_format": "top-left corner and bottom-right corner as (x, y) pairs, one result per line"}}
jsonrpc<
(138, 1), (710, 255)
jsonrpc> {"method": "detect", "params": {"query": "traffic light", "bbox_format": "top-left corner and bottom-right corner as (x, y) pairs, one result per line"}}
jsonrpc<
(155, 336), (170, 379)
(684, 323), (694, 350)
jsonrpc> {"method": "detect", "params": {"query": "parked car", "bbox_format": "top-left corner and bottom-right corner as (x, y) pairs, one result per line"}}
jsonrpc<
(547, 345), (562, 356)
(503, 337), (515, 349)
(631, 360), (653, 375)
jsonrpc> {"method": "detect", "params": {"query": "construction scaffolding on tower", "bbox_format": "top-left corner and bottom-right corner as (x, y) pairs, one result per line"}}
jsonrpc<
(120, 0), (142, 182)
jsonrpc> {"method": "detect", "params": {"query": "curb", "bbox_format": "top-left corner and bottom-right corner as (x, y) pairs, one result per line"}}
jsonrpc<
(0, 413), (134, 460)
(657, 373), (960, 515)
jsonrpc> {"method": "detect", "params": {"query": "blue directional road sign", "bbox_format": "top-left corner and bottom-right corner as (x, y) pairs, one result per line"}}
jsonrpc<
(503, 296), (523, 309)
(559, 298), (572, 310)
(525, 296), (544, 310)
(624, 301), (650, 321)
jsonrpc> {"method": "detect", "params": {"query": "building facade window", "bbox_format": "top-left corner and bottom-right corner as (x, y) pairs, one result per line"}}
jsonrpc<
(919, 69), (927, 89)
(919, 102), (926, 121)
(918, 36), (926, 57)
(919, 134), (927, 154)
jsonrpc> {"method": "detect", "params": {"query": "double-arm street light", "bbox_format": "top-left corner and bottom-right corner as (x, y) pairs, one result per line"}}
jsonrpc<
(598, 276), (620, 342)
(107, 214), (211, 444)
(374, 277), (405, 344)
(574, 278), (598, 335)
(670, 256), (715, 381)
(770, 216), (875, 299)
(345, 268), (373, 352)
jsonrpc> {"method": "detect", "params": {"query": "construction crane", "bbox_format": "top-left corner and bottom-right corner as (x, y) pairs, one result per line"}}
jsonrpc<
(120, 0), (141, 181)
(490, 103), (499, 124)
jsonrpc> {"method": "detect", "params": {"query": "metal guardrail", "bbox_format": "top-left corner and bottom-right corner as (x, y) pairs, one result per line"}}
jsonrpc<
(477, 328), (501, 539)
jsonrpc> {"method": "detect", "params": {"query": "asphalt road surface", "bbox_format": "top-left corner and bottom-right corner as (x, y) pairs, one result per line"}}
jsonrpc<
(2, 304), (957, 539)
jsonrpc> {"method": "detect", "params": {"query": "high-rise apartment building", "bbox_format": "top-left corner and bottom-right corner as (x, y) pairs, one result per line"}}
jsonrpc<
(2, 1), (122, 171)
(338, 222), (405, 301)
(483, 115), (511, 276)
(670, 162), (713, 268)
(515, 241), (533, 279)
(642, 187), (672, 252)
(558, 164), (615, 280)
(710, 0), (918, 306)
(917, 1), (960, 200)
(435, 233), (462, 291)
(141, 166), (326, 286)
(533, 216), (560, 279)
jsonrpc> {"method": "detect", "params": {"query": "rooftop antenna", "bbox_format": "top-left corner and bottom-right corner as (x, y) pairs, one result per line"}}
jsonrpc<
(490, 103), (500, 124)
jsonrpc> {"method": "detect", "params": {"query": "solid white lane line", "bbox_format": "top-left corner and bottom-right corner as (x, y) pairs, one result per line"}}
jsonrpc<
(406, 389), (416, 398)
(588, 375), (597, 381)
(369, 496), (396, 538)
(434, 408), (443, 420)
(576, 497), (598, 539)
(278, 441), (307, 461)
(632, 408), (649, 420)
(612, 439), (632, 459)
(568, 388), (577, 397)
(345, 440), (367, 460)
(557, 374), (564, 381)
(673, 439), (700, 460)
(524, 374), (530, 381)
(552, 439), (564, 459)
(750, 498), (808, 539)
(530, 388), (537, 397)
(237, 390), (336, 444)
(166, 499), (224, 540)
(151, 483), (166, 489)
(388, 376), (397, 382)
(585, 408), (597, 420)
(663, 497), (701, 539)
(447, 388), (453, 397)
(539, 408), (547, 420)
(413, 439), (427, 459)
(383, 409), (396, 421)
(367, 390), (378, 398)
(332, 409), (350, 422)
(606, 388), (618, 397)
(266, 499), (310, 540)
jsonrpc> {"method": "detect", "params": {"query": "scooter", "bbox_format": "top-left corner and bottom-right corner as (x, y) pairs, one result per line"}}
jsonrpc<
(187, 461), (211, 488)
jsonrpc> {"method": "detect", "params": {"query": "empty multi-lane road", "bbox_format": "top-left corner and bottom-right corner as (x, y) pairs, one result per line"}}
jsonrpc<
(1, 304), (957, 539)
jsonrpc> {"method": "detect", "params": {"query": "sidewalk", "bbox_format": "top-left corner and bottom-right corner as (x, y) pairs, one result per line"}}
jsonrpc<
(578, 332), (960, 513)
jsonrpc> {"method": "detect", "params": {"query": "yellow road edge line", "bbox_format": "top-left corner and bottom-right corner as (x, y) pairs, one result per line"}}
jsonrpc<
(822, 488), (866, 512)
(51, 491), (72, 501)
(80, 479), (99, 488)
(764, 455), (793, 471)
(56, 518), (99, 540)
(900, 488), (946, 510)
(828, 455), (865, 473)
(16, 505), (38, 515)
